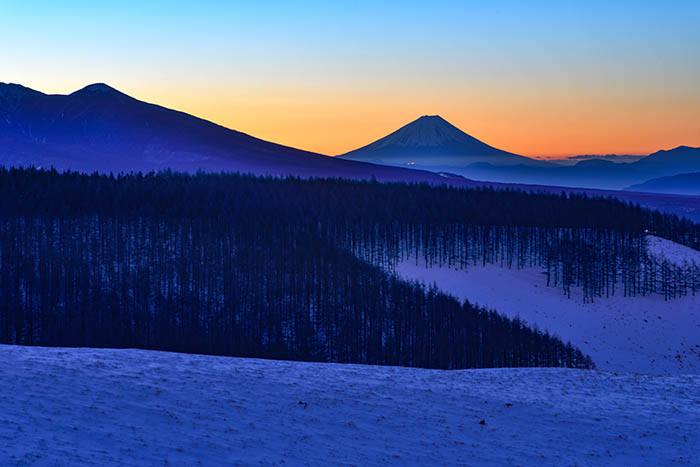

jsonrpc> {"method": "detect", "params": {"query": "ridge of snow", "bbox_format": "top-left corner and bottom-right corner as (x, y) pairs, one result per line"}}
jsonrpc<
(2, 345), (699, 465)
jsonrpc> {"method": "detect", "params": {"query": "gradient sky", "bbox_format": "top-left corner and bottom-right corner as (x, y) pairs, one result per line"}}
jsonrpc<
(2, 0), (699, 157)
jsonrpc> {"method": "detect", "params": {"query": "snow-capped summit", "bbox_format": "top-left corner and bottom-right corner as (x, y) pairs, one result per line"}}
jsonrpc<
(338, 115), (549, 168)
(372, 115), (469, 148)
(70, 82), (124, 96)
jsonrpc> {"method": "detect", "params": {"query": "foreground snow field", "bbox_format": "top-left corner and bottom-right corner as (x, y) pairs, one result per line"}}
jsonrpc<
(2, 345), (699, 466)
(395, 261), (700, 375)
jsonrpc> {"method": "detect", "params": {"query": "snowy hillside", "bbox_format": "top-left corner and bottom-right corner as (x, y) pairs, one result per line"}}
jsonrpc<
(2, 345), (699, 466)
(395, 249), (700, 375)
(646, 235), (700, 267)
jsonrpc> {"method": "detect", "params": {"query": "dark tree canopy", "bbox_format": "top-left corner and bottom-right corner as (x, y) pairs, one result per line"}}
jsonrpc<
(2, 168), (697, 370)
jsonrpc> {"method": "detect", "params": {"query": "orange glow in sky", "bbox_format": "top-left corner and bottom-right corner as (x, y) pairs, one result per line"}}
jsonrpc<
(144, 83), (700, 158)
(3, 1), (699, 158)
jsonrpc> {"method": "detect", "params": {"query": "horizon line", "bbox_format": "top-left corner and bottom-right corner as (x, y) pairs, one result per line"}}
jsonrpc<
(1, 80), (695, 160)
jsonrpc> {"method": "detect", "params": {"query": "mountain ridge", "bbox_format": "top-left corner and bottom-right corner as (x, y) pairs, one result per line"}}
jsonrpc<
(0, 82), (472, 184)
(2, 82), (699, 218)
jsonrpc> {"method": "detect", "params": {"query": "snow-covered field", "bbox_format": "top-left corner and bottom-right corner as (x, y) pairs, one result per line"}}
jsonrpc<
(2, 345), (699, 466)
(395, 239), (700, 375)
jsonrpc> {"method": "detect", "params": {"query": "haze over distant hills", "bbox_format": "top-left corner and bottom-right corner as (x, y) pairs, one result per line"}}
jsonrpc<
(626, 172), (700, 196)
(0, 82), (466, 184)
(339, 115), (700, 191)
(566, 154), (646, 163)
(458, 146), (700, 190)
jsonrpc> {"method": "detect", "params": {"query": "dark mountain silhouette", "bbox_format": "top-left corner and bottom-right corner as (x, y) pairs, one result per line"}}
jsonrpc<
(633, 146), (700, 172)
(626, 171), (700, 196)
(2, 82), (698, 220)
(338, 115), (551, 168)
(0, 82), (468, 184)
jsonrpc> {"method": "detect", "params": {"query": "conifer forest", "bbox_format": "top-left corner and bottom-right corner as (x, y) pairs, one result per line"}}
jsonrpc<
(2, 168), (699, 370)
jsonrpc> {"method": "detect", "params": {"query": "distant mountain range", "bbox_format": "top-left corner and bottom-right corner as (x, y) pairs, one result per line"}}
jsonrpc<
(0, 82), (466, 185)
(339, 116), (700, 191)
(566, 154), (646, 163)
(1, 82), (698, 213)
(626, 172), (700, 196)
(454, 146), (700, 190)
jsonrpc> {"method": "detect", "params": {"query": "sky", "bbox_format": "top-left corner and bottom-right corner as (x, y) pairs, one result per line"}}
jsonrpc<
(1, 0), (699, 157)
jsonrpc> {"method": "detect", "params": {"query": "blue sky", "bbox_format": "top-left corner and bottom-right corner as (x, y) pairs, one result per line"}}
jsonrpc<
(2, 0), (699, 155)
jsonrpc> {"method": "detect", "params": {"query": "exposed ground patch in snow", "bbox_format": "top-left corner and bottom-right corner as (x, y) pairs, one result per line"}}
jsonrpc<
(2, 345), (699, 466)
(646, 235), (700, 267)
(395, 260), (700, 375)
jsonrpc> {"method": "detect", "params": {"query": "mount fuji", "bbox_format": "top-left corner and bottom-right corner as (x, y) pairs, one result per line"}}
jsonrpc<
(338, 115), (550, 168)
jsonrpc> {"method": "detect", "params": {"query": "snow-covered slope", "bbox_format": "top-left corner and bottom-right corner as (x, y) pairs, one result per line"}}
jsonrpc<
(646, 235), (700, 267)
(395, 257), (700, 375)
(2, 345), (699, 466)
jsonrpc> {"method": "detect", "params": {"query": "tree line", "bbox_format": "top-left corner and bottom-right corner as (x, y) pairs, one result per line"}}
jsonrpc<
(1, 168), (697, 368)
